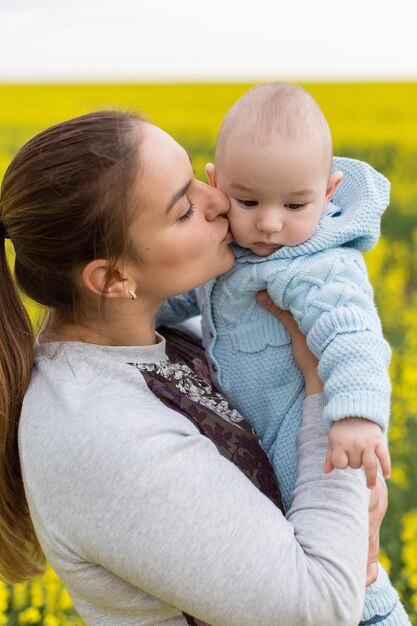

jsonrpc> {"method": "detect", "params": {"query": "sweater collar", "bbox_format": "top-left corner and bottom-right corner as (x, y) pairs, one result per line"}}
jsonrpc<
(35, 332), (168, 365)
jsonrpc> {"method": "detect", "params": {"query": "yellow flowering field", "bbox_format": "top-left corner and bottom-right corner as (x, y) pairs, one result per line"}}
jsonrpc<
(0, 83), (416, 624)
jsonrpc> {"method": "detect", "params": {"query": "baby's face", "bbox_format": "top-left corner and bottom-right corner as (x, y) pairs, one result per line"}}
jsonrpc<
(215, 140), (332, 256)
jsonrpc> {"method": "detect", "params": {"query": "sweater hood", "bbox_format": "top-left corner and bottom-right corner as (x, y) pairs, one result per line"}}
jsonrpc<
(233, 157), (390, 264)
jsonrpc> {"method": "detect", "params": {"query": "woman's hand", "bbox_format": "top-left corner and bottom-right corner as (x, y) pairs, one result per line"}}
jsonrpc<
(256, 291), (323, 396)
(366, 477), (388, 586)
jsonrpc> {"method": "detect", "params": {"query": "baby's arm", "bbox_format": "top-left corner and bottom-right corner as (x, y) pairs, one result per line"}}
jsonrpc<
(325, 416), (391, 488)
(264, 248), (392, 483)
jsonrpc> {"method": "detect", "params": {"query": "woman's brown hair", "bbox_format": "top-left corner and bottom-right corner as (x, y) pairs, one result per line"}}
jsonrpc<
(0, 110), (144, 582)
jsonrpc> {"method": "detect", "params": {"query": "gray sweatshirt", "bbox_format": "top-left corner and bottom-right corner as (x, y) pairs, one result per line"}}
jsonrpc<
(18, 336), (368, 626)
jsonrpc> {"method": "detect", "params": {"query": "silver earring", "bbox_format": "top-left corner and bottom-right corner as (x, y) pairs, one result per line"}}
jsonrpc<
(128, 290), (137, 300)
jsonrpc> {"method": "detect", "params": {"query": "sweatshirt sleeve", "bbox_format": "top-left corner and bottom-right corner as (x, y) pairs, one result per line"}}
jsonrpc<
(156, 289), (201, 328)
(265, 248), (391, 431)
(40, 383), (368, 626)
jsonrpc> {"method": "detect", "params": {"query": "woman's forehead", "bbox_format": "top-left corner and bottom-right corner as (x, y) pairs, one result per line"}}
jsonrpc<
(142, 124), (188, 165)
(134, 125), (192, 214)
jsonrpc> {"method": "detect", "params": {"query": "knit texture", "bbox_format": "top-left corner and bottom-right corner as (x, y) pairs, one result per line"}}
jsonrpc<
(359, 564), (410, 625)
(159, 158), (392, 480)
(157, 158), (410, 624)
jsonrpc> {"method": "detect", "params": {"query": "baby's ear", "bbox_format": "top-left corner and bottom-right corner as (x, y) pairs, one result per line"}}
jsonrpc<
(205, 163), (217, 188)
(325, 171), (343, 202)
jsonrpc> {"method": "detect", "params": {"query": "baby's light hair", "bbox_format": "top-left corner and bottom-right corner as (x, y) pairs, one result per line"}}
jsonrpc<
(215, 83), (333, 172)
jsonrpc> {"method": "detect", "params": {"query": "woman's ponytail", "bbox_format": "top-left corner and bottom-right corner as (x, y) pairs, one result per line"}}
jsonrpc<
(0, 110), (144, 582)
(0, 231), (45, 582)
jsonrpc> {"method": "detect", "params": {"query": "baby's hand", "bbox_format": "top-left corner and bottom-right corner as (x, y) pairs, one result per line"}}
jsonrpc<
(324, 417), (391, 489)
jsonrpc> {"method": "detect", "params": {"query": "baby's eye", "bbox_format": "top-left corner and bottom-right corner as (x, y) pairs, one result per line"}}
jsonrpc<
(237, 199), (258, 208)
(285, 203), (306, 211)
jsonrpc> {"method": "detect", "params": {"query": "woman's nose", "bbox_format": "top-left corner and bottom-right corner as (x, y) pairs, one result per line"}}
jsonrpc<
(202, 183), (230, 220)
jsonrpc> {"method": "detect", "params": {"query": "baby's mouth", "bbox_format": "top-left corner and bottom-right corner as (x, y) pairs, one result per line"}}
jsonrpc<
(254, 241), (282, 249)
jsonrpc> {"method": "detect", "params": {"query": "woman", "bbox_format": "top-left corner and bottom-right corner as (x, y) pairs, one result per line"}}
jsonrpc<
(0, 110), (381, 625)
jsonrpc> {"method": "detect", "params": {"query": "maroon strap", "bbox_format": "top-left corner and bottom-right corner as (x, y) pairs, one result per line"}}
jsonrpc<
(130, 327), (284, 625)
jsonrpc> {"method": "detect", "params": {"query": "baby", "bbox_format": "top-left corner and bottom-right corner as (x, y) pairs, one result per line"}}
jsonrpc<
(158, 83), (410, 624)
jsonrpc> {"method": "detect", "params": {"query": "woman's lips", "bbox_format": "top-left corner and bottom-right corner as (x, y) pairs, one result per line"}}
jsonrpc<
(223, 228), (234, 243)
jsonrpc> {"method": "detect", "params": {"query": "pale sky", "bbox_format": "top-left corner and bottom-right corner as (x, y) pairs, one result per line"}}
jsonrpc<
(0, 0), (416, 81)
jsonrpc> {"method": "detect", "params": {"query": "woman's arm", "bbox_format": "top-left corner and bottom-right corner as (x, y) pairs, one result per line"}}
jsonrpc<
(36, 371), (368, 626)
(257, 290), (387, 588)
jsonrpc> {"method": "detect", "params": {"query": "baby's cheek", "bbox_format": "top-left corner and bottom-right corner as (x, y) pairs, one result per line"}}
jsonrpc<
(228, 209), (248, 240)
(291, 220), (319, 245)
(229, 225), (249, 248)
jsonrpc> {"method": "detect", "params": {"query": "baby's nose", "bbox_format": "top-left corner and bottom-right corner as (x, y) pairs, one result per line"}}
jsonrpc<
(257, 211), (283, 234)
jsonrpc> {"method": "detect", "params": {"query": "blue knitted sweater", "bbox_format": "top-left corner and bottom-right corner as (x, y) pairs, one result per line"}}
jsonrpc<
(157, 157), (392, 507)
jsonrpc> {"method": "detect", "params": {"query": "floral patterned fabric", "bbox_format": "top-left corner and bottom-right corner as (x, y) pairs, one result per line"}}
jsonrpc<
(128, 327), (284, 626)
(129, 327), (282, 509)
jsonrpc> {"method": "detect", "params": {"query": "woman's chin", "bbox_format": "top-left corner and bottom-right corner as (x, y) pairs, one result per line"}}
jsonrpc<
(222, 247), (236, 272)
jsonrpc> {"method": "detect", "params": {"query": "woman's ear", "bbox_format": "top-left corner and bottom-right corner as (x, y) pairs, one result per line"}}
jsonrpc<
(325, 171), (344, 202)
(81, 259), (130, 299)
(205, 163), (217, 188)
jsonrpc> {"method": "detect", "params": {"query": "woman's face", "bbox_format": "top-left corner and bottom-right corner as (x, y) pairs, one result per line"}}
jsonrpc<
(128, 124), (235, 304)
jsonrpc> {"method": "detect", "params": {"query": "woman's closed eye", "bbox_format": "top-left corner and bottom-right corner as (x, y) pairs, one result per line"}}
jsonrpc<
(237, 199), (258, 208)
(179, 202), (197, 221)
